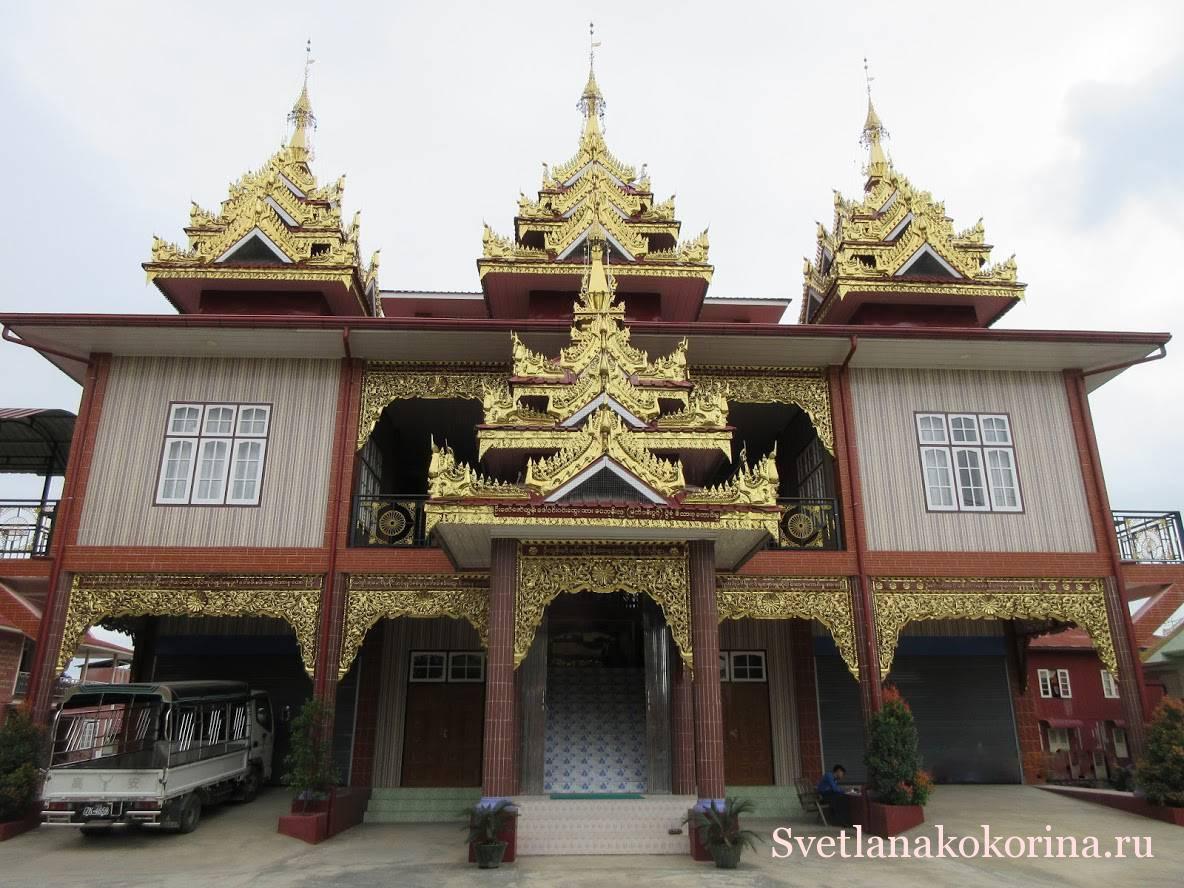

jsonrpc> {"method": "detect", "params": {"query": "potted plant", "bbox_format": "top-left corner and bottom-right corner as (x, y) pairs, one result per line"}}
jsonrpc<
(863, 686), (930, 836)
(685, 797), (761, 869)
(0, 709), (46, 841)
(464, 799), (514, 868)
(278, 698), (338, 843)
(1135, 698), (1184, 825)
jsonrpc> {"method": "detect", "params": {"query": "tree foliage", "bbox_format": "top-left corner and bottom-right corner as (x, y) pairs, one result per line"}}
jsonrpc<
(865, 685), (931, 806)
(281, 698), (337, 810)
(0, 709), (47, 821)
(1136, 697), (1184, 807)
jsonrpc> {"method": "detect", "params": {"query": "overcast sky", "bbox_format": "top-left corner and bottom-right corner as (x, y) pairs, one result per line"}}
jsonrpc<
(1, 1), (1182, 513)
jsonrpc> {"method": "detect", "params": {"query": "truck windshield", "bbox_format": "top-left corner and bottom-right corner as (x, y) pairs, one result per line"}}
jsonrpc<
(52, 692), (166, 770)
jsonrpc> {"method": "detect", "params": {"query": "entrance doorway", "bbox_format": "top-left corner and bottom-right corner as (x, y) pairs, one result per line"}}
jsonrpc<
(401, 650), (486, 787)
(544, 592), (647, 794)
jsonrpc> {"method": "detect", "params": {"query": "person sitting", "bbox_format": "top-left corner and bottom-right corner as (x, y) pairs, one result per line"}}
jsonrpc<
(816, 763), (853, 827)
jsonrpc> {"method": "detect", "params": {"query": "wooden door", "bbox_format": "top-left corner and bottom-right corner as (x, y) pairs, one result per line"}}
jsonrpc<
(722, 682), (774, 785)
(402, 683), (484, 786)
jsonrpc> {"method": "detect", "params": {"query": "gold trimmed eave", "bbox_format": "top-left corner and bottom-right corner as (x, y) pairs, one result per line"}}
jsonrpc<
(340, 573), (489, 678)
(870, 577), (1117, 680)
(59, 574), (323, 676)
(477, 258), (713, 283)
(477, 427), (733, 461)
(716, 575), (858, 679)
(695, 369), (834, 456)
(515, 542), (692, 669)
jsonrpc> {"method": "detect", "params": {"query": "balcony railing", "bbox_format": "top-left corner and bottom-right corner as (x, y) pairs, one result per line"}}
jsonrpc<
(351, 495), (433, 547)
(0, 500), (57, 557)
(12, 671), (29, 699)
(1112, 510), (1184, 563)
(772, 498), (842, 550)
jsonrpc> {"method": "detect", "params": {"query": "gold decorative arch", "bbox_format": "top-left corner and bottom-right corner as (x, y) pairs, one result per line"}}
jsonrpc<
(695, 368), (834, 455)
(356, 362), (507, 450)
(515, 542), (692, 669)
(871, 577), (1117, 679)
(340, 573), (490, 677)
(59, 574), (322, 675)
(716, 575), (858, 679)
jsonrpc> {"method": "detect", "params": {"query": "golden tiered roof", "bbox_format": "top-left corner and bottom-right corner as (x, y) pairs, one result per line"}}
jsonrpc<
(801, 98), (1025, 325)
(428, 227), (776, 508)
(145, 76), (380, 314)
(478, 65), (712, 281)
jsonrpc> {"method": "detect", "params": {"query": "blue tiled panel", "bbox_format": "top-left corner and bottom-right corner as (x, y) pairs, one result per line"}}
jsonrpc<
(543, 667), (647, 794)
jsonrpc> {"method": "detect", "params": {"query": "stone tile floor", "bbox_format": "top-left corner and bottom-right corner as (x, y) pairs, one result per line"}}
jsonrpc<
(0, 785), (1180, 887)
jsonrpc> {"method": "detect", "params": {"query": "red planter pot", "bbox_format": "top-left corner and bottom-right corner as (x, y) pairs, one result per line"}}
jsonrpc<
(863, 801), (925, 837)
(277, 811), (328, 844)
(0, 813), (39, 842)
(1152, 805), (1184, 827)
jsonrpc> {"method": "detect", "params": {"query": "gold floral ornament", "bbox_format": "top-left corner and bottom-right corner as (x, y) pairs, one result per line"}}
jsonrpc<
(871, 577), (1117, 679)
(514, 543), (692, 669)
(59, 574), (322, 675)
(716, 575), (858, 679)
(340, 574), (490, 677)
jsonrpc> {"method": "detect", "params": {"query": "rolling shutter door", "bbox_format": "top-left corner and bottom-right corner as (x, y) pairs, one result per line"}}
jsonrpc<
(815, 655), (867, 782)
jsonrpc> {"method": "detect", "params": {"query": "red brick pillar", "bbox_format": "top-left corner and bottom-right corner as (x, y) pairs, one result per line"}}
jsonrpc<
(29, 570), (74, 722)
(671, 658), (696, 795)
(790, 619), (823, 780)
(688, 540), (725, 805)
(482, 538), (518, 801)
(349, 625), (385, 788)
(312, 572), (348, 734)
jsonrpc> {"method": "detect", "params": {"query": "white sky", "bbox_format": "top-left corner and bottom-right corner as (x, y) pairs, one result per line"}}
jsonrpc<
(1, 0), (1182, 512)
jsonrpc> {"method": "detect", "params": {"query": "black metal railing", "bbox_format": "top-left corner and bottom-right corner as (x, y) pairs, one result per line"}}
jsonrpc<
(772, 498), (842, 550)
(0, 500), (57, 557)
(12, 672), (29, 699)
(351, 495), (433, 547)
(1112, 510), (1184, 563)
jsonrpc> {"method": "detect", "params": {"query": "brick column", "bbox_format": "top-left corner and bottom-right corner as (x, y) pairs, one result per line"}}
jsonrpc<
(790, 619), (823, 780)
(313, 572), (349, 710)
(349, 625), (385, 788)
(688, 540), (725, 805)
(671, 658), (696, 794)
(482, 538), (518, 801)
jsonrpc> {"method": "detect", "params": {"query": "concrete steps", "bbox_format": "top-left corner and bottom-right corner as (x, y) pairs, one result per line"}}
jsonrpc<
(364, 787), (480, 823)
(515, 795), (694, 855)
(726, 784), (804, 819)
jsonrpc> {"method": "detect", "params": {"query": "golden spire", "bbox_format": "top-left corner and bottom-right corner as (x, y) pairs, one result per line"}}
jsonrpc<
(578, 22), (605, 134)
(860, 57), (889, 181)
(287, 40), (317, 162)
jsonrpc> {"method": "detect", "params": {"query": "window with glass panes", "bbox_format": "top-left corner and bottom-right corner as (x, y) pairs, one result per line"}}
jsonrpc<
(915, 412), (1022, 513)
(156, 403), (271, 505)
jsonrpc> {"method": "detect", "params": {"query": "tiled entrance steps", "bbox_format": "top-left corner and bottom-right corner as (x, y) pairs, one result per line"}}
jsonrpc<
(515, 795), (695, 855)
(365, 787), (480, 823)
(544, 666), (647, 794)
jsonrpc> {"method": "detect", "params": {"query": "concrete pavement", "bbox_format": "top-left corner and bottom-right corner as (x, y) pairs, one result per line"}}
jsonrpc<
(0, 785), (1180, 887)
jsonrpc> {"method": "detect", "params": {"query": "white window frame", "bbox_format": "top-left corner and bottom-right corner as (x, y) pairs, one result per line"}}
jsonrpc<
(408, 651), (447, 683)
(1100, 669), (1120, 699)
(1113, 726), (1129, 759)
(1056, 668), (1073, 698)
(1037, 668), (1053, 698)
(157, 402), (271, 506)
(952, 446), (990, 511)
(1046, 726), (1071, 753)
(728, 651), (767, 683)
(447, 651), (486, 683)
(719, 652), (730, 682)
(920, 446), (957, 511)
(916, 411), (1022, 513)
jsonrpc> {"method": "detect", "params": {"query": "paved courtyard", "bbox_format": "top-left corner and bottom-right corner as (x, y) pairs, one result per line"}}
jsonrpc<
(0, 785), (1180, 887)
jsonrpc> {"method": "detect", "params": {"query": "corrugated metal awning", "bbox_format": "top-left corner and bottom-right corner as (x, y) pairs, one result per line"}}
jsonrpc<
(0, 408), (75, 475)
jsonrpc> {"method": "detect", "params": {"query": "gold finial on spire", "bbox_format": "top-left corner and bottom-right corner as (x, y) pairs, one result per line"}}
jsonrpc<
(288, 39), (317, 161)
(579, 22), (605, 132)
(860, 57), (889, 181)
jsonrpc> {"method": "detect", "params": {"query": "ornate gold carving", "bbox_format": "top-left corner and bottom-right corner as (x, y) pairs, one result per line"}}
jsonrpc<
(357, 363), (506, 450)
(145, 82), (378, 308)
(696, 369), (834, 455)
(428, 439), (526, 500)
(60, 574), (322, 675)
(801, 103), (1024, 325)
(341, 574), (490, 677)
(717, 575), (858, 679)
(684, 446), (780, 505)
(515, 543), (692, 669)
(871, 577), (1116, 679)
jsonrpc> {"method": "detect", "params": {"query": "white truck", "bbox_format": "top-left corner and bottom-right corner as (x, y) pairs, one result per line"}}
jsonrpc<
(41, 680), (274, 834)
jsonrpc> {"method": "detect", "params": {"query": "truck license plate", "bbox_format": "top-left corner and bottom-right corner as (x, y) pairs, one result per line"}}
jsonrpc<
(81, 804), (112, 818)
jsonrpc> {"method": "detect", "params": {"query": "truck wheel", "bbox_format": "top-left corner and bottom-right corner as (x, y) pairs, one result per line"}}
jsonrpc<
(239, 767), (261, 803)
(175, 794), (202, 834)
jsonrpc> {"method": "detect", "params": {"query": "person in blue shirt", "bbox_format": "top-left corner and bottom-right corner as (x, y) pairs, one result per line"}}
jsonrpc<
(816, 764), (852, 826)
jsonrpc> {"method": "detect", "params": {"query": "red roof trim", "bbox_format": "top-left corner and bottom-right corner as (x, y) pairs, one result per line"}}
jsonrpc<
(0, 312), (1171, 347)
